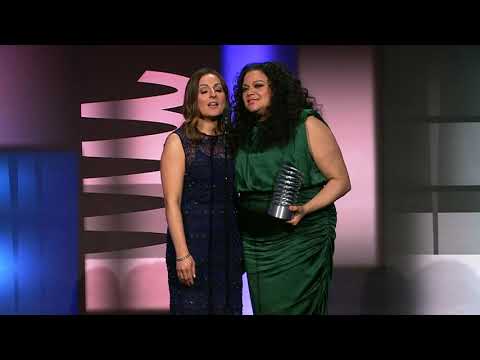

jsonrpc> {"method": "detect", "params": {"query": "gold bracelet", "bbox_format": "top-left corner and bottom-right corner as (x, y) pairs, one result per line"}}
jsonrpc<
(176, 253), (191, 262)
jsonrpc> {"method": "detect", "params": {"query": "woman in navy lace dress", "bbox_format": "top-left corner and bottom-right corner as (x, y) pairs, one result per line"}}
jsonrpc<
(160, 68), (243, 314)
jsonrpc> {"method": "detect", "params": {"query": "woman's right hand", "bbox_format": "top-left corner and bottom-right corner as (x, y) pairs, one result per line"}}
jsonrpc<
(176, 254), (196, 287)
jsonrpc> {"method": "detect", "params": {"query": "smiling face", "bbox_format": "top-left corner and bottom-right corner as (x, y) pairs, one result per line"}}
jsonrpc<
(197, 73), (226, 119)
(242, 69), (272, 117)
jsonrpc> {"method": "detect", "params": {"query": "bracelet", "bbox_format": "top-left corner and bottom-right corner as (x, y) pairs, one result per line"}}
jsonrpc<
(176, 253), (191, 262)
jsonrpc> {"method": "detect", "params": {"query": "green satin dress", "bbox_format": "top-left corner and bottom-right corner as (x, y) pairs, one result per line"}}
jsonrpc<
(235, 109), (337, 315)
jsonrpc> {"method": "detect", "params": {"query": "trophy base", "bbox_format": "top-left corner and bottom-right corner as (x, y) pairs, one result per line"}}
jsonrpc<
(267, 205), (292, 220)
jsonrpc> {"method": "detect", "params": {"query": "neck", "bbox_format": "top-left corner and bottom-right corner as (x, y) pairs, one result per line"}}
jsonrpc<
(257, 114), (269, 122)
(196, 117), (219, 135)
(256, 110), (270, 122)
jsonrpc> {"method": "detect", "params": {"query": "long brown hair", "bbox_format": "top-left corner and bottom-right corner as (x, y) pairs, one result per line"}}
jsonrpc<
(183, 68), (230, 141)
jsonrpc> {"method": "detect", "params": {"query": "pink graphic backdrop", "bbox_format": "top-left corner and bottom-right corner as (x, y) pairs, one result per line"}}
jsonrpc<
(82, 71), (188, 312)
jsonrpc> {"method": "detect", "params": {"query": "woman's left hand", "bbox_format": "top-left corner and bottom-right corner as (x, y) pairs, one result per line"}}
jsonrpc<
(287, 205), (308, 226)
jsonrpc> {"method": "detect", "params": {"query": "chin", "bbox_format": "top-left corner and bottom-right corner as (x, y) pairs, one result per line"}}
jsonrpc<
(204, 112), (222, 119)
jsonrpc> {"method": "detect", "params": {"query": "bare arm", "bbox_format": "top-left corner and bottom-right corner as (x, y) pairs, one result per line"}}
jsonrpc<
(287, 116), (351, 225)
(160, 133), (195, 285)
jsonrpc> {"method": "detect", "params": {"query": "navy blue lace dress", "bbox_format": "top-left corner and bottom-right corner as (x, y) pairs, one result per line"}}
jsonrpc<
(165, 124), (243, 315)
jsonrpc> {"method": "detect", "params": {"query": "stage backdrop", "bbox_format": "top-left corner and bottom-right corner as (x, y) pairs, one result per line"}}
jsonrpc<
(298, 46), (378, 267)
(0, 45), (379, 314)
(0, 46), (79, 314)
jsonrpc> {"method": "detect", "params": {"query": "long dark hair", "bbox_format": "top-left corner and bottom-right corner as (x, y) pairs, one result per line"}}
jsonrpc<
(231, 61), (320, 151)
(183, 67), (230, 141)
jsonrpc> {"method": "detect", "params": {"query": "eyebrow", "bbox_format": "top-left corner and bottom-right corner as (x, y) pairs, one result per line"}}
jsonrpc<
(242, 80), (266, 87)
(199, 83), (222, 87)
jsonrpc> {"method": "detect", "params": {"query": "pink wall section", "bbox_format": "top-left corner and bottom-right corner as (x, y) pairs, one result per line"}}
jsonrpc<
(85, 208), (167, 233)
(86, 258), (169, 311)
(298, 46), (377, 266)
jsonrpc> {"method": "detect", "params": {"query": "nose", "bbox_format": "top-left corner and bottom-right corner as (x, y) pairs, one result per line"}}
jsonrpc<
(209, 88), (217, 97)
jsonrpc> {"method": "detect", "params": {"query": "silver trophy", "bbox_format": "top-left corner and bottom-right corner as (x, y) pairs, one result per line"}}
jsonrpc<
(267, 163), (304, 220)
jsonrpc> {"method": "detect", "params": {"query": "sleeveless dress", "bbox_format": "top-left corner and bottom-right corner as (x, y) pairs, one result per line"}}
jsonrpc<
(165, 124), (243, 315)
(235, 109), (337, 315)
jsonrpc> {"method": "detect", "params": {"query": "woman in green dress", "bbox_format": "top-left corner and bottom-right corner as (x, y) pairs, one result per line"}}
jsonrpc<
(232, 62), (351, 315)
